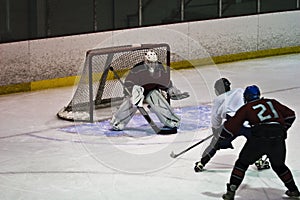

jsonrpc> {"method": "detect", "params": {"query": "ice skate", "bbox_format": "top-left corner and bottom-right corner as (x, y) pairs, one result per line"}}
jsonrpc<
(194, 161), (204, 172)
(222, 183), (236, 200)
(255, 157), (270, 170)
(110, 116), (125, 131)
(222, 191), (235, 200)
(285, 189), (300, 198)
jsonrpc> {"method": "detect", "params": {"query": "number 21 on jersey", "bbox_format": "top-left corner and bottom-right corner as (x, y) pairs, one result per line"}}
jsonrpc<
(252, 101), (279, 122)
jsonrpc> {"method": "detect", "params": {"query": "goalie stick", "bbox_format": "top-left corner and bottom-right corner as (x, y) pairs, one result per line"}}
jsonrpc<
(109, 66), (177, 135)
(170, 134), (213, 158)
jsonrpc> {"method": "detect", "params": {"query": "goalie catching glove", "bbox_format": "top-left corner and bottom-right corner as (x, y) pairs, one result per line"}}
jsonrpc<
(131, 85), (144, 107)
(167, 86), (190, 100)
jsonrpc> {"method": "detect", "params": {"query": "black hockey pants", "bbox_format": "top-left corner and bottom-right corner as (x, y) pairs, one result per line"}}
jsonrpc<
(229, 124), (298, 191)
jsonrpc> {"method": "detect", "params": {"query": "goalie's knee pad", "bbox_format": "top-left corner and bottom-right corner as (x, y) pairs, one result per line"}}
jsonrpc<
(145, 90), (180, 128)
(110, 97), (138, 130)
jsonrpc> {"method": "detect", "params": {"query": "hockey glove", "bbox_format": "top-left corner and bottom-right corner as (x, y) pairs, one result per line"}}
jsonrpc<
(216, 128), (234, 149)
(131, 85), (144, 107)
(217, 138), (234, 149)
(219, 128), (233, 140)
(167, 86), (190, 100)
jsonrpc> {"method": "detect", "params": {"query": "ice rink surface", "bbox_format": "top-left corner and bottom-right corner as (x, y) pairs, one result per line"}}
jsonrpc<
(0, 53), (300, 200)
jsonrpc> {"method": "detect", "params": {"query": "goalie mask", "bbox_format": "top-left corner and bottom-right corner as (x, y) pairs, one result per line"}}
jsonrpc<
(145, 50), (158, 63)
(145, 49), (158, 73)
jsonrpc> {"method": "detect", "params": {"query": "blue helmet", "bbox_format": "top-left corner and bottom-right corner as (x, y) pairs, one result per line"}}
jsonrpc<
(243, 85), (260, 103)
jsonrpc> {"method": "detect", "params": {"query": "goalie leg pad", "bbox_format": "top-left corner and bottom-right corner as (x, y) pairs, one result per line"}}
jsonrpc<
(131, 85), (144, 107)
(145, 90), (180, 128)
(110, 97), (138, 130)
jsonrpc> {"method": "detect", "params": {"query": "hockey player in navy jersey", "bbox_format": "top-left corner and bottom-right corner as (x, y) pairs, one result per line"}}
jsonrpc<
(220, 85), (299, 199)
(110, 49), (189, 131)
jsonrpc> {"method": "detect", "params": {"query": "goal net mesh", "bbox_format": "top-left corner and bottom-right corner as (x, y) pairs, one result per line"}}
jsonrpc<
(57, 43), (170, 122)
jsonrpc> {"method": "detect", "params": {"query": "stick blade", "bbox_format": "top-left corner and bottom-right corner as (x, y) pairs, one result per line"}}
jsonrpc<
(170, 151), (177, 158)
(157, 127), (177, 135)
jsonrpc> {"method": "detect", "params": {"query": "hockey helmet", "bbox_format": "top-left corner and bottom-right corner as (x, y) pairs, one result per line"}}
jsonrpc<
(243, 85), (260, 103)
(214, 78), (231, 95)
(145, 49), (158, 62)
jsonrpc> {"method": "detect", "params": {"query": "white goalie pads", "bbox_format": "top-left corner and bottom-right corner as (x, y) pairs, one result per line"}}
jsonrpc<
(167, 86), (190, 100)
(110, 97), (138, 130)
(131, 85), (144, 107)
(145, 90), (180, 128)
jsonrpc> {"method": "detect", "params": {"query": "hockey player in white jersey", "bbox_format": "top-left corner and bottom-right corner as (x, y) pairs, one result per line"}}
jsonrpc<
(110, 49), (189, 131)
(194, 78), (269, 172)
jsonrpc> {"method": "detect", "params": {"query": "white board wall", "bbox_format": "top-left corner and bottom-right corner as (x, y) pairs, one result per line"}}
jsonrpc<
(0, 11), (299, 86)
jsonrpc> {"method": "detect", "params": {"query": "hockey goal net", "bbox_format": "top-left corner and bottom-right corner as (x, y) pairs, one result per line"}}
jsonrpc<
(57, 43), (171, 122)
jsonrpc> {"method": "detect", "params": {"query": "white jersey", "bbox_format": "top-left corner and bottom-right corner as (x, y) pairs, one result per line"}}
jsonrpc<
(211, 88), (244, 129)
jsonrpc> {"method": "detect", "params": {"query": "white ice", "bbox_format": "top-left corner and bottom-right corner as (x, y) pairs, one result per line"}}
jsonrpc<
(0, 53), (300, 200)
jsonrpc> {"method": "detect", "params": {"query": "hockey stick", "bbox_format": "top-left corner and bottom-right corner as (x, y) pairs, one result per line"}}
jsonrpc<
(109, 66), (177, 135)
(170, 134), (213, 158)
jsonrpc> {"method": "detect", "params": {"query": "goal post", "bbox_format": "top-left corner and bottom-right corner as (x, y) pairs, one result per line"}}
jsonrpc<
(57, 43), (171, 122)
